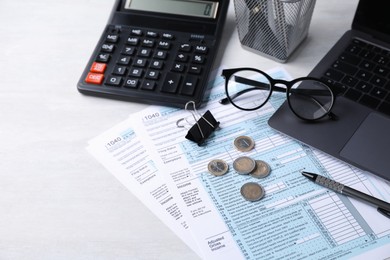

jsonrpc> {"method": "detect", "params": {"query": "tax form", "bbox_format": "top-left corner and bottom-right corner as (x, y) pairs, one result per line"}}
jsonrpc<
(87, 125), (203, 257)
(87, 68), (390, 259)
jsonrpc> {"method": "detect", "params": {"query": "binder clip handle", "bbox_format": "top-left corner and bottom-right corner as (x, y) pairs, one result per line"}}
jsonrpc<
(177, 101), (220, 146)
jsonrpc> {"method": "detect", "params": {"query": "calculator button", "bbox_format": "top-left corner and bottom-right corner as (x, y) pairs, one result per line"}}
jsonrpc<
(181, 76), (198, 96)
(106, 34), (119, 43)
(129, 68), (143, 77)
(127, 37), (139, 45)
(172, 63), (185, 72)
(157, 41), (171, 49)
(146, 70), (160, 80)
(133, 58), (148, 67)
(189, 65), (202, 74)
(141, 80), (156, 91)
(150, 60), (164, 69)
(96, 53), (110, 63)
(138, 48), (152, 57)
(162, 33), (174, 40)
(121, 46), (136, 56)
(179, 43), (192, 52)
(131, 29), (143, 36)
(105, 76), (122, 86)
(101, 43), (115, 53)
(117, 56), (131, 65)
(124, 78), (139, 88)
(142, 39), (155, 48)
(195, 45), (208, 54)
(112, 66), (127, 76)
(146, 31), (159, 38)
(85, 72), (104, 85)
(90, 62), (107, 73)
(176, 53), (188, 62)
(154, 50), (168, 59)
(193, 54), (205, 64)
(161, 73), (181, 93)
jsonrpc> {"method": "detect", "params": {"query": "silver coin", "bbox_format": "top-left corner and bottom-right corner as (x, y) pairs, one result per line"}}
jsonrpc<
(240, 182), (265, 202)
(250, 160), (271, 179)
(207, 159), (229, 176)
(234, 136), (255, 152)
(233, 156), (256, 175)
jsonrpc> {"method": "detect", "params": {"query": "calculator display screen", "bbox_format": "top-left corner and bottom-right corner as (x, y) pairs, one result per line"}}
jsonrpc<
(124, 0), (219, 19)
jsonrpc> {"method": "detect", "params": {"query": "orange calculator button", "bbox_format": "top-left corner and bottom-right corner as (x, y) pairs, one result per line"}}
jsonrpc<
(90, 62), (107, 73)
(85, 72), (104, 85)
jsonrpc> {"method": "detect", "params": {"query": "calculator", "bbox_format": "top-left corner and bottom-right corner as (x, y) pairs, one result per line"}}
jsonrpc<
(78, 0), (229, 108)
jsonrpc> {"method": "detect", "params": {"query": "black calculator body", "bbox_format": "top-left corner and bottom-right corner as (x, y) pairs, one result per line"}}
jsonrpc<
(78, 0), (229, 108)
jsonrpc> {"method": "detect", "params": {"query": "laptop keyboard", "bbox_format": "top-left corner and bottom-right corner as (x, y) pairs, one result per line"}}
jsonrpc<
(321, 38), (390, 116)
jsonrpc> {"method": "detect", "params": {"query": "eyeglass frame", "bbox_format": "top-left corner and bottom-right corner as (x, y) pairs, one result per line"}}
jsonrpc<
(220, 67), (338, 121)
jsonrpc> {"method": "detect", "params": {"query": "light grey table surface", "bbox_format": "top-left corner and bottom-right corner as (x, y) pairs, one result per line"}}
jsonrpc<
(0, 0), (358, 259)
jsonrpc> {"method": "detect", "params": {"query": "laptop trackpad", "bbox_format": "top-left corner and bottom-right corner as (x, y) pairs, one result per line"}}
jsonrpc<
(340, 113), (390, 178)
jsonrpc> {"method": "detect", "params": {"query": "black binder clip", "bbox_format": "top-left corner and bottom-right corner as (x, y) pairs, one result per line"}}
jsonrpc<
(176, 101), (220, 146)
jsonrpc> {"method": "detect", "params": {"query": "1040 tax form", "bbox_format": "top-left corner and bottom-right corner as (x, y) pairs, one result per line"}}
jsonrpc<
(87, 68), (390, 259)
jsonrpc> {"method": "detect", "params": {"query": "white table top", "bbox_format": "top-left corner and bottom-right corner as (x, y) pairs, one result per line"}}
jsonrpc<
(0, 0), (358, 259)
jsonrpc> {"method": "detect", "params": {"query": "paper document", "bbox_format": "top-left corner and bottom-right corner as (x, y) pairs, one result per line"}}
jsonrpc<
(87, 123), (202, 257)
(88, 67), (390, 259)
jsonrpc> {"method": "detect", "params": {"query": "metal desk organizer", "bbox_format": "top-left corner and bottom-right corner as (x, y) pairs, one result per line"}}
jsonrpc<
(233, 0), (316, 62)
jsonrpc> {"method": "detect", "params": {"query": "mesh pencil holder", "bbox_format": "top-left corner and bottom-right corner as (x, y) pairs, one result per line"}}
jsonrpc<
(233, 0), (316, 62)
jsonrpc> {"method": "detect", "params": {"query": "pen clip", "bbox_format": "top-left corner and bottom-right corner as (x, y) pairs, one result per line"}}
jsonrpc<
(377, 207), (390, 219)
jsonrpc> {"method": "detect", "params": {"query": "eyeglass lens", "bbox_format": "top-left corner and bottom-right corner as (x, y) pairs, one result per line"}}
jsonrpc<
(226, 70), (272, 110)
(226, 70), (334, 120)
(288, 80), (333, 120)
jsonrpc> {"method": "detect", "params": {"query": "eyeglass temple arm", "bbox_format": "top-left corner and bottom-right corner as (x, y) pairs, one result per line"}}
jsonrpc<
(236, 76), (333, 95)
(219, 76), (286, 104)
(234, 76), (287, 92)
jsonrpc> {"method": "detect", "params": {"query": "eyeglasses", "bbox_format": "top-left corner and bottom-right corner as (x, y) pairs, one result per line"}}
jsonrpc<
(220, 68), (337, 121)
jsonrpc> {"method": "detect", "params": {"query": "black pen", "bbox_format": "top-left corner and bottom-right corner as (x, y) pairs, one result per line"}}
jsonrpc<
(301, 171), (390, 218)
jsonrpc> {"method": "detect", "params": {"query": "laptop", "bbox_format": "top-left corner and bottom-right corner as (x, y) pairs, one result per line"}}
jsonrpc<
(268, 0), (390, 181)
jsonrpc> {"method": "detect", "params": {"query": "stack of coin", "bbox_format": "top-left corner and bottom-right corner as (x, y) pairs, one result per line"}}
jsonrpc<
(233, 156), (256, 175)
(250, 160), (271, 179)
(232, 157), (271, 178)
